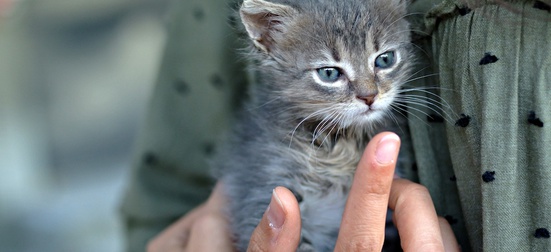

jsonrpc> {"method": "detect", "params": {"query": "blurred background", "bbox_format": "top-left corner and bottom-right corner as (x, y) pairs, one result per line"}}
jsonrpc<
(0, 0), (170, 251)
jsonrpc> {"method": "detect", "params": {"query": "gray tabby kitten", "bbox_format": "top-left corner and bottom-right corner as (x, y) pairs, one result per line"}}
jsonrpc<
(213, 0), (412, 251)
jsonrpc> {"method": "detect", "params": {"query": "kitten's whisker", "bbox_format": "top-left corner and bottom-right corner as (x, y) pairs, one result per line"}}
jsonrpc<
(289, 107), (334, 148)
(405, 66), (432, 78)
(380, 4), (413, 30)
(399, 86), (439, 92)
(316, 116), (341, 152)
(389, 104), (409, 121)
(397, 98), (454, 121)
(395, 98), (455, 124)
(398, 86), (456, 94)
(400, 93), (454, 109)
(396, 88), (459, 118)
(387, 28), (433, 39)
(390, 104), (431, 128)
(387, 12), (426, 28)
(312, 109), (340, 146)
(310, 109), (336, 143)
(248, 97), (281, 111)
(398, 93), (452, 109)
(394, 99), (454, 124)
(385, 110), (406, 136)
(411, 43), (432, 59)
(401, 73), (441, 85)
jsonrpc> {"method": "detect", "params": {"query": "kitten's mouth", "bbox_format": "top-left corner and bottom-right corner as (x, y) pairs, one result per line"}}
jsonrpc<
(358, 106), (385, 120)
(362, 106), (376, 114)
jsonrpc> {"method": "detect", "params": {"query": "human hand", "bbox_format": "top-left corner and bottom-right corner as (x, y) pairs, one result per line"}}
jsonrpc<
(0, 0), (12, 17)
(147, 182), (234, 252)
(248, 132), (460, 251)
(148, 132), (460, 251)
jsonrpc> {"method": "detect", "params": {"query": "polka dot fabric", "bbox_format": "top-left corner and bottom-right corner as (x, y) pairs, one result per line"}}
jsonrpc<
(119, 0), (248, 251)
(409, 0), (551, 251)
(120, 0), (551, 251)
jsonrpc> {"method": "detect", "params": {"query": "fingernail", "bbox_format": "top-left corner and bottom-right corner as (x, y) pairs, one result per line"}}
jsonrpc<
(375, 133), (400, 165)
(267, 189), (285, 229)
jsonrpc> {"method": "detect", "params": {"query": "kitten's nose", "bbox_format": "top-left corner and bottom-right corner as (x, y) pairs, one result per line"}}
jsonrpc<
(357, 92), (378, 106)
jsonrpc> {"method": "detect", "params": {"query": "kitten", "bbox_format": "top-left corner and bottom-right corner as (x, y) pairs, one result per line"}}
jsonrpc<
(212, 0), (412, 251)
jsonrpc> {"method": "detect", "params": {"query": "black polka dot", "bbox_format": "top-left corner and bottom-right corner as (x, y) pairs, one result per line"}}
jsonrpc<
(450, 175), (457, 182)
(457, 5), (472, 16)
(193, 7), (205, 21)
(444, 215), (458, 225)
(427, 114), (444, 123)
(455, 114), (471, 127)
(528, 111), (544, 128)
(203, 142), (215, 156)
(412, 163), (418, 172)
(174, 79), (190, 95)
(534, 1), (551, 12)
(535, 228), (551, 238)
(228, 15), (238, 27)
(210, 74), (225, 89)
(479, 53), (499, 65)
(482, 171), (496, 183)
(143, 152), (158, 166)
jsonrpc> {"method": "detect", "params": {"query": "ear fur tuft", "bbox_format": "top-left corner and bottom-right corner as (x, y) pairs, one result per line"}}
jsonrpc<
(240, 0), (298, 52)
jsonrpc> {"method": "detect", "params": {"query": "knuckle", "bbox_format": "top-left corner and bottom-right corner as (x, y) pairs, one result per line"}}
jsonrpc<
(401, 230), (444, 252)
(392, 182), (432, 213)
(190, 212), (226, 233)
(413, 239), (445, 252)
(402, 183), (430, 199)
(364, 177), (392, 197)
(336, 230), (384, 252)
(342, 236), (383, 252)
(247, 238), (269, 252)
(146, 234), (164, 252)
(145, 242), (157, 252)
(438, 216), (449, 226)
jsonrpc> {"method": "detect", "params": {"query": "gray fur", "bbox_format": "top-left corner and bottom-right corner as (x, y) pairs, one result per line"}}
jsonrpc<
(212, 0), (412, 251)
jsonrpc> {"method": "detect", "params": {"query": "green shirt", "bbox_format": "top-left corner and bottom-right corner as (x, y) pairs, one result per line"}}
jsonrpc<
(120, 0), (551, 251)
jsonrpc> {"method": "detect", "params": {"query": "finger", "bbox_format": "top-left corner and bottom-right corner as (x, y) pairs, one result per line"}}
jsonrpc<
(147, 182), (227, 252)
(207, 182), (227, 209)
(335, 132), (401, 251)
(439, 217), (460, 252)
(147, 204), (207, 252)
(389, 179), (445, 252)
(247, 187), (301, 252)
(186, 213), (235, 252)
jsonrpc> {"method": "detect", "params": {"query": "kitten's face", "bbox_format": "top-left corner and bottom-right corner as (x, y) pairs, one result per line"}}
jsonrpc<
(241, 0), (411, 131)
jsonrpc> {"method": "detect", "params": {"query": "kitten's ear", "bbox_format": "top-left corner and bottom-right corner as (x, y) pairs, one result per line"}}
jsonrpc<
(240, 0), (298, 53)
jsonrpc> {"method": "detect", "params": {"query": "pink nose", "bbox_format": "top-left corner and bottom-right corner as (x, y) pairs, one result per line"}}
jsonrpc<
(357, 93), (377, 106)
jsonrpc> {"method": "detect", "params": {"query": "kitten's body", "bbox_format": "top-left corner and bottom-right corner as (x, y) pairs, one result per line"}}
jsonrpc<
(212, 0), (411, 250)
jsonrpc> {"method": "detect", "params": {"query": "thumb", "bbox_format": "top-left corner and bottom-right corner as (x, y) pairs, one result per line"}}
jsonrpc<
(247, 187), (302, 252)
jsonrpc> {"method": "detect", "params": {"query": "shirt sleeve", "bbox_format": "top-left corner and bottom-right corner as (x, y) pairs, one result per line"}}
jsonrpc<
(119, 0), (248, 251)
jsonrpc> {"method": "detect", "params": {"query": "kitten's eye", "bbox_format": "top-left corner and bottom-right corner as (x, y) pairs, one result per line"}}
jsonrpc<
(374, 51), (396, 69)
(316, 67), (342, 83)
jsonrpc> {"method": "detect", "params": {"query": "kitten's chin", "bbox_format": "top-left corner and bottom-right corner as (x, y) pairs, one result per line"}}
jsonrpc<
(359, 109), (386, 123)
(343, 108), (387, 129)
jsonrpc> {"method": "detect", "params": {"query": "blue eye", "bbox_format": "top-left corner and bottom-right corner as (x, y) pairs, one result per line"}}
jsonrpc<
(316, 67), (342, 82)
(374, 51), (396, 69)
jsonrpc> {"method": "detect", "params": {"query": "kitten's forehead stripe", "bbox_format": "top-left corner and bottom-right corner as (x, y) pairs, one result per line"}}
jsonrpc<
(331, 47), (341, 62)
